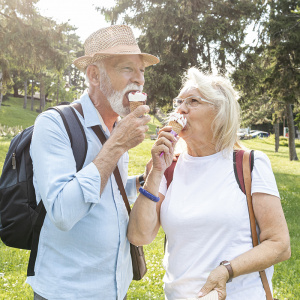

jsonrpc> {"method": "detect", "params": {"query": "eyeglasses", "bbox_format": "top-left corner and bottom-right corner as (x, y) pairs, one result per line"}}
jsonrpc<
(173, 96), (214, 109)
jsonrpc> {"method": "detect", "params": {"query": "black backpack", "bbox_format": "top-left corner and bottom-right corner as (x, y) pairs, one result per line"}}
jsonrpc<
(0, 104), (87, 276)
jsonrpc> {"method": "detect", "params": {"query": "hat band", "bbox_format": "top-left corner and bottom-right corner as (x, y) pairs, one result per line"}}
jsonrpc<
(86, 44), (142, 57)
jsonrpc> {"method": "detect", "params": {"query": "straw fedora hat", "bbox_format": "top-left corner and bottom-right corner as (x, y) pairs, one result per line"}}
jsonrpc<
(73, 25), (160, 72)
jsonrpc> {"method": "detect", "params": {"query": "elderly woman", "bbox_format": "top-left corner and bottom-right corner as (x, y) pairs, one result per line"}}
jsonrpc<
(127, 67), (291, 300)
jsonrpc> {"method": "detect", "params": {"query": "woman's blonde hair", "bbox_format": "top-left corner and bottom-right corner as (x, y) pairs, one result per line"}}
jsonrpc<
(181, 67), (243, 153)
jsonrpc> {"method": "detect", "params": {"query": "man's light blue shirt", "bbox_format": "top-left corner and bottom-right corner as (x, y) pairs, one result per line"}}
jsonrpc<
(26, 93), (137, 299)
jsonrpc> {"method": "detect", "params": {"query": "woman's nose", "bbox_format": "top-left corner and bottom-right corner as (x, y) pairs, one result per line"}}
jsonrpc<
(176, 102), (188, 114)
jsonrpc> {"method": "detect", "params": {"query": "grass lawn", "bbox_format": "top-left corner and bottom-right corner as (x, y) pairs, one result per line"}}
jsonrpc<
(1, 97), (299, 299)
(241, 138), (300, 300)
(0, 97), (161, 140)
(0, 97), (52, 129)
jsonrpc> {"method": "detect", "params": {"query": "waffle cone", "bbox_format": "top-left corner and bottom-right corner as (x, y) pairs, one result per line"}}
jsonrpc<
(130, 101), (144, 112)
(168, 121), (183, 134)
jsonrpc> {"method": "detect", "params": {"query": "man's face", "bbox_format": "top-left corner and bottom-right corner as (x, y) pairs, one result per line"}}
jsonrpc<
(99, 55), (145, 117)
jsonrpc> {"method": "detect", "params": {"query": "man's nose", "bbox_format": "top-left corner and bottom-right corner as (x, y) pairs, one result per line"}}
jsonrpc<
(131, 70), (145, 86)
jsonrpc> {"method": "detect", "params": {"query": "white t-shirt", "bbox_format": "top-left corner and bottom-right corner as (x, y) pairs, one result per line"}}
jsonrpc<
(159, 150), (279, 300)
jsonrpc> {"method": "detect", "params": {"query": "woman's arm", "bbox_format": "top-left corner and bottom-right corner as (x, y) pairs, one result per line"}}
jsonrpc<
(127, 127), (177, 246)
(127, 181), (165, 246)
(230, 192), (291, 275)
(198, 193), (291, 299)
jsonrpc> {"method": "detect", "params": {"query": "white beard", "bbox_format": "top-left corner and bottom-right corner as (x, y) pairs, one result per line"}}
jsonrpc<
(99, 69), (142, 117)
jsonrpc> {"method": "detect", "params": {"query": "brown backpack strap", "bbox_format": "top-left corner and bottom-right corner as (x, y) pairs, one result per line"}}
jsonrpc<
(164, 154), (180, 189)
(113, 167), (131, 215)
(89, 123), (132, 215)
(234, 150), (254, 195)
(71, 102), (83, 117)
(242, 151), (273, 300)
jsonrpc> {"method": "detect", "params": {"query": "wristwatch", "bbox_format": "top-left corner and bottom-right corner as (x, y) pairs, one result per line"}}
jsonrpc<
(138, 174), (145, 187)
(220, 260), (233, 283)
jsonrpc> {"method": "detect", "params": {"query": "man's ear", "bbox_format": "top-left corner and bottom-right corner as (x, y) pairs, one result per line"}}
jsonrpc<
(86, 65), (100, 86)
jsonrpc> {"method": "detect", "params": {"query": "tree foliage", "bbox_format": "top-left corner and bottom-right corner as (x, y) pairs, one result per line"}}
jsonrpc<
(0, 0), (85, 110)
(99, 0), (263, 111)
(233, 0), (300, 160)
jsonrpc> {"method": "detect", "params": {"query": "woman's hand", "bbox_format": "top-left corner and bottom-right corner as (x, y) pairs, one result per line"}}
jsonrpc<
(198, 266), (228, 300)
(151, 126), (178, 174)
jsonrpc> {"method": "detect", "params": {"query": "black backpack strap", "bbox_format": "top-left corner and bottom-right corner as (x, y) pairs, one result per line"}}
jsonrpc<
(27, 104), (87, 276)
(27, 201), (46, 276)
(233, 149), (254, 195)
(51, 105), (87, 171)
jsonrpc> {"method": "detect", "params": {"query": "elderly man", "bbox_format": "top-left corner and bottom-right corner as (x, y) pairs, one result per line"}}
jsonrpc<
(26, 25), (159, 300)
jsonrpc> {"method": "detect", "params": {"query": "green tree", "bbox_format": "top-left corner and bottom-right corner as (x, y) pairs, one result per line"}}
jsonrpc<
(0, 58), (11, 107)
(99, 0), (262, 112)
(265, 0), (300, 160)
(0, 0), (40, 105)
(234, 1), (299, 160)
(231, 47), (284, 152)
(0, 0), (81, 111)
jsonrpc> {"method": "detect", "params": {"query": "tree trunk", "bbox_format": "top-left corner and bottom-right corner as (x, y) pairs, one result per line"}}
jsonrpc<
(23, 80), (27, 109)
(286, 103), (298, 161)
(42, 93), (46, 110)
(40, 78), (45, 111)
(219, 41), (226, 74)
(274, 118), (279, 152)
(187, 36), (198, 67)
(31, 80), (35, 111)
(0, 80), (3, 108)
(39, 82), (42, 111)
(56, 79), (60, 105)
(206, 39), (212, 73)
(13, 84), (19, 97)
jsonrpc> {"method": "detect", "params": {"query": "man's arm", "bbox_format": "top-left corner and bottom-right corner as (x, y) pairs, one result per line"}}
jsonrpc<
(93, 105), (151, 195)
(31, 106), (150, 231)
(31, 111), (100, 231)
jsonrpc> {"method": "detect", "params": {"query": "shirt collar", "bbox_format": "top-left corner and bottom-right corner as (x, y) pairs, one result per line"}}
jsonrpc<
(74, 92), (121, 134)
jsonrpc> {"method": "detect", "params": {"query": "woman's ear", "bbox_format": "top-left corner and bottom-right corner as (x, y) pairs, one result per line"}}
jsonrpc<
(86, 65), (100, 86)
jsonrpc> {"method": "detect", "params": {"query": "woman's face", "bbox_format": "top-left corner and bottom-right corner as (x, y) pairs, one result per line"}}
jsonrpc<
(176, 87), (217, 146)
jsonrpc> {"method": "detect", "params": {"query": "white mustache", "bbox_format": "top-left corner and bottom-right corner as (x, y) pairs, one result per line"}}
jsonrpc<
(123, 83), (143, 95)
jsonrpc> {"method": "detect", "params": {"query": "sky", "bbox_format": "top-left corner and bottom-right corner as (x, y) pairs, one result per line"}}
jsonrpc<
(37, 0), (257, 45)
(37, 0), (115, 42)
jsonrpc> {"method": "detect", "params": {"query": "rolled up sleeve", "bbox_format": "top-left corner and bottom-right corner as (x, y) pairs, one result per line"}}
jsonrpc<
(75, 162), (101, 203)
(251, 151), (280, 198)
(31, 111), (102, 231)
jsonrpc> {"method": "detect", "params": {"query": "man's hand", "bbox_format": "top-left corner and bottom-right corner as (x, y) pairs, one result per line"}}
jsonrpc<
(109, 105), (151, 152)
(93, 105), (150, 195)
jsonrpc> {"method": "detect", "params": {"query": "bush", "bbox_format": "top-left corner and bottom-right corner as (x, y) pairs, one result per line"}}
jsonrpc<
(0, 125), (23, 139)
(267, 135), (300, 148)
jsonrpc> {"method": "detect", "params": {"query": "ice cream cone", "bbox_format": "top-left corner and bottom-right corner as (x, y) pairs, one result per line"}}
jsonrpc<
(168, 120), (183, 135)
(130, 101), (145, 112)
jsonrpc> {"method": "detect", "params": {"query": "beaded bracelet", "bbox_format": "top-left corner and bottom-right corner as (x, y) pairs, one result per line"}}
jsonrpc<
(139, 187), (160, 202)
